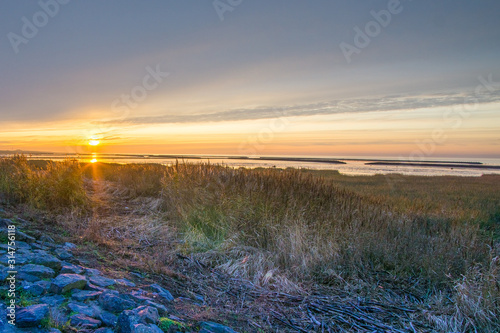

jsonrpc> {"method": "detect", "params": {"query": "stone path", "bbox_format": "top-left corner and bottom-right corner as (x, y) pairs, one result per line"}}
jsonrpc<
(0, 218), (238, 333)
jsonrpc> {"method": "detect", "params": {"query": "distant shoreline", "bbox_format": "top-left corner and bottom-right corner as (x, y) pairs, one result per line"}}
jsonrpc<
(366, 161), (500, 170)
(3, 151), (500, 169)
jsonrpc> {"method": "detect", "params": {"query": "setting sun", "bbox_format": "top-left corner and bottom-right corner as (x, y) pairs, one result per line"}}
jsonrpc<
(89, 139), (100, 146)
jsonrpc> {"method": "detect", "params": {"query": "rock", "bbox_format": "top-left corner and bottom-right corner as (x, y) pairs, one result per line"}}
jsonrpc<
(148, 284), (174, 302)
(0, 252), (31, 265)
(0, 267), (10, 281)
(16, 304), (49, 328)
(39, 235), (55, 243)
(144, 300), (168, 315)
(50, 274), (87, 294)
(60, 263), (85, 274)
(0, 218), (11, 228)
(71, 289), (102, 302)
(130, 272), (143, 279)
(135, 306), (159, 324)
(85, 282), (108, 292)
(130, 290), (153, 302)
(116, 278), (136, 287)
(35, 239), (58, 248)
(23, 280), (50, 296)
(30, 243), (49, 250)
(70, 313), (101, 329)
(200, 321), (239, 333)
(26, 280), (50, 295)
(63, 242), (76, 250)
(16, 241), (32, 251)
(90, 275), (116, 287)
(40, 295), (66, 307)
(99, 291), (136, 312)
(116, 305), (161, 333)
(99, 310), (118, 327)
(117, 310), (140, 333)
(18, 264), (55, 279)
(30, 250), (62, 271)
(131, 323), (163, 333)
(16, 230), (36, 243)
(64, 242), (77, 249)
(95, 328), (114, 333)
(85, 268), (102, 276)
(17, 272), (42, 282)
(68, 301), (98, 317)
(54, 248), (73, 260)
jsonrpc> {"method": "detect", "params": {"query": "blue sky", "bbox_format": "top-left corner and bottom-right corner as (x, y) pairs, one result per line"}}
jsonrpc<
(1, 0), (499, 157)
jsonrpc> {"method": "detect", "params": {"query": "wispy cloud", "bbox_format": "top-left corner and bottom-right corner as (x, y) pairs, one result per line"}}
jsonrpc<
(96, 89), (500, 125)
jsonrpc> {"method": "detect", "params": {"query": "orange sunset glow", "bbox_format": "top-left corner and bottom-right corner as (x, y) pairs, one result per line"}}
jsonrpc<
(0, 1), (499, 161)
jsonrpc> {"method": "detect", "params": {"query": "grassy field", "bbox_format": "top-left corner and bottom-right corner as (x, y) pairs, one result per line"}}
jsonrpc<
(1, 155), (499, 332)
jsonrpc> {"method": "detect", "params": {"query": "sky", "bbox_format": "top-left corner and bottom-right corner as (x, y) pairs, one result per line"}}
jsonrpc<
(1, 0), (499, 159)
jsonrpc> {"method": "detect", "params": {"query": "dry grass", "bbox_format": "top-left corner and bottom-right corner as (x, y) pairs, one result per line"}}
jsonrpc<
(1, 156), (499, 331)
(0, 155), (88, 213)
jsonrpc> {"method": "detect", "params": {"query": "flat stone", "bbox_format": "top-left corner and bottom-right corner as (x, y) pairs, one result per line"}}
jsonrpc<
(23, 280), (49, 296)
(95, 328), (114, 333)
(16, 304), (49, 328)
(29, 280), (51, 295)
(131, 323), (163, 332)
(130, 272), (143, 279)
(135, 306), (159, 324)
(148, 284), (174, 302)
(68, 301), (97, 317)
(85, 282), (108, 292)
(0, 218), (11, 228)
(71, 289), (102, 302)
(40, 295), (66, 307)
(200, 321), (239, 333)
(29, 250), (62, 271)
(99, 310), (118, 327)
(85, 268), (102, 276)
(35, 240), (58, 248)
(99, 291), (136, 313)
(144, 300), (168, 315)
(18, 264), (55, 279)
(89, 275), (116, 287)
(60, 263), (85, 274)
(116, 278), (136, 287)
(70, 314), (101, 329)
(130, 290), (153, 303)
(50, 274), (87, 294)
(39, 235), (55, 243)
(30, 243), (49, 250)
(64, 242), (77, 249)
(16, 241), (32, 251)
(17, 248), (32, 255)
(17, 231), (36, 243)
(54, 248), (73, 260)
(17, 272), (42, 282)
